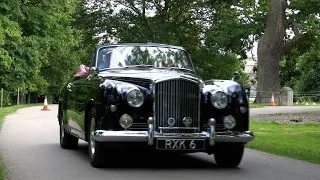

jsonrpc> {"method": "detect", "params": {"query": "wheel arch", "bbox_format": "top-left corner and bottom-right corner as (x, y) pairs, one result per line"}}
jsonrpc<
(58, 100), (62, 123)
(85, 99), (95, 141)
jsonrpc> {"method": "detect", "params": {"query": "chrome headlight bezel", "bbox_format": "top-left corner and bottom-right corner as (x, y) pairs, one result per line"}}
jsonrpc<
(126, 88), (145, 108)
(210, 91), (228, 109)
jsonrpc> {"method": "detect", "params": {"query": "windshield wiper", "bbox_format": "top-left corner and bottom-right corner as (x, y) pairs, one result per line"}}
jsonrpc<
(124, 64), (154, 69)
(97, 65), (154, 72)
(99, 65), (194, 72)
(168, 67), (194, 72)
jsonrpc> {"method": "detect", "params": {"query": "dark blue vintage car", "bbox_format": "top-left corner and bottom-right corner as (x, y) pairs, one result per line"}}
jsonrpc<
(58, 43), (254, 168)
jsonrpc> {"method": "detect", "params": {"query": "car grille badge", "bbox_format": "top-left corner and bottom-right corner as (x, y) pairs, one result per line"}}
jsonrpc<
(183, 117), (192, 127)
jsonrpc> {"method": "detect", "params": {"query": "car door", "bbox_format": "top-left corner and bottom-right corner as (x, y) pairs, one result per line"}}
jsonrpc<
(73, 50), (98, 139)
(71, 75), (88, 139)
(65, 77), (78, 136)
(65, 63), (91, 139)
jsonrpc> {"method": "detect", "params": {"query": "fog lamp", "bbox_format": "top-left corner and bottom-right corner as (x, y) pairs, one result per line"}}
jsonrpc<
(119, 114), (133, 129)
(223, 115), (236, 129)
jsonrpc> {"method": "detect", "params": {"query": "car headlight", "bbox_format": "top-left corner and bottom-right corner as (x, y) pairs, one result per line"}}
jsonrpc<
(126, 88), (144, 107)
(210, 91), (228, 109)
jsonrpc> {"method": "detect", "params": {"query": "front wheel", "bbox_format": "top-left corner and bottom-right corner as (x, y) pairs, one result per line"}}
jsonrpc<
(214, 143), (244, 167)
(88, 108), (106, 167)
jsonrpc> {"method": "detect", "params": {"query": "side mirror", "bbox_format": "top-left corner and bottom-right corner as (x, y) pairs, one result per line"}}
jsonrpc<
(74, 64), (89, 77)
(90, 67), (97, 71)
(231, 71), (240, 81)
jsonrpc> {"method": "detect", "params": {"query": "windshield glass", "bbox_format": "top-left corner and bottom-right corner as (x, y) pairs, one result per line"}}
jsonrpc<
(96, 46), (194, 71)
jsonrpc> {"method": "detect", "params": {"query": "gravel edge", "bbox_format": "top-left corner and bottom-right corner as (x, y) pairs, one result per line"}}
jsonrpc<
(250, 112), (320, 124)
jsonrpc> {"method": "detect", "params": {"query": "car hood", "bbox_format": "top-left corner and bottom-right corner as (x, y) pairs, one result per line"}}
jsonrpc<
(98, 69), (202, 83)
(97, 69), (242, 95)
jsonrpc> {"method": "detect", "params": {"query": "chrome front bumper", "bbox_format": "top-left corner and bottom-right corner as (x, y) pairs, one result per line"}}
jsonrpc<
(93, 119), (254, 146)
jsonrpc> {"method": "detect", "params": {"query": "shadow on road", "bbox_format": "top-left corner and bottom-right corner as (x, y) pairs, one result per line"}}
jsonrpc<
(64, 142), (242, 171)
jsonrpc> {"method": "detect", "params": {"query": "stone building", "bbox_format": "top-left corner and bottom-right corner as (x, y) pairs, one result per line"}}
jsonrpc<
(244, 58), (257, 97)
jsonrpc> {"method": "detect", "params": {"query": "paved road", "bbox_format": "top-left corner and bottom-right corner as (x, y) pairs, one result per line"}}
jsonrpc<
(0, 105), (320, 180)
(250, 106), (320, 116)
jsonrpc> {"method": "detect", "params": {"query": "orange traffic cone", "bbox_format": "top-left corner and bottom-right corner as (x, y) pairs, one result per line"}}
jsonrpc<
(41, 96), (50, 111)
(270, 93), (275, 106)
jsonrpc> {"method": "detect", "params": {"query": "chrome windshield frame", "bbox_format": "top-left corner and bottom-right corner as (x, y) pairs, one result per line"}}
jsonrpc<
(94, 44), (196, 73)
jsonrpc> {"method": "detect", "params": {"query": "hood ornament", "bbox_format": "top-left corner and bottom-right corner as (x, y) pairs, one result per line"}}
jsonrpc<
(183, 117), (192, 127)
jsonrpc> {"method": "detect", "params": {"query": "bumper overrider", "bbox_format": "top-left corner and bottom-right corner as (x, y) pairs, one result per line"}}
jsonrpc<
(93, 118), (254, 148)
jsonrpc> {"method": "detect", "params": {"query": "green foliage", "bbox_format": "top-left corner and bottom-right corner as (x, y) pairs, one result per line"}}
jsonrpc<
(291, 19), (320, 92)
(72, 0), (100, 64)
(0, 15), (22, 89)
(104, 0), (204, 51)
(298, 66), (320, 93)
(1, 0), (258, 98)
(86, 0), (251, 82)
(4, 0), (319, 99)
(0, 0), (89, 98)
(279, 50), (302, 88)
(192, 48), (244, 80)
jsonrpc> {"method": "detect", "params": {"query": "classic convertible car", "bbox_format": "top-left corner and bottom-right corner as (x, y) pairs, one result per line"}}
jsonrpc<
(58, 43), (254, 168)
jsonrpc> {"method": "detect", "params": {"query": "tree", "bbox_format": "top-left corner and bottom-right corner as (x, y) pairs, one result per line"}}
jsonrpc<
(0, 0), (88, 103)
(84, 0), (250, 83)
(254, 0), (319, 103)
(255, 0), (287, 103)
(0, 15), (22, 90)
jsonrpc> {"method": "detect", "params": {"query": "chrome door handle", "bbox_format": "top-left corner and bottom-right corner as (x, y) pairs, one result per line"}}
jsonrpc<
(87, 74), (92, 80)
(67, 83), (73, 91)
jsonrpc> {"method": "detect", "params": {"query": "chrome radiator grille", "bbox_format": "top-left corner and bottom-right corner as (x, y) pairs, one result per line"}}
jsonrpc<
(154, 79), (200, 133)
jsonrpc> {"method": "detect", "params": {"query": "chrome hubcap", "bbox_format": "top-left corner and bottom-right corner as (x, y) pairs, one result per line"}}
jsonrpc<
(89, 117), (96, 158)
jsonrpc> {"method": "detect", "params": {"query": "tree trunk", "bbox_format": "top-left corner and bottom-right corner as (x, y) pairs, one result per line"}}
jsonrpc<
(27, 92), (31, 104)
(255, 0), (287, 103)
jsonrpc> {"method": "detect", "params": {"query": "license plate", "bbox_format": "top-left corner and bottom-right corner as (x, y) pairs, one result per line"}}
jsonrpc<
(156, 139), (205, 150)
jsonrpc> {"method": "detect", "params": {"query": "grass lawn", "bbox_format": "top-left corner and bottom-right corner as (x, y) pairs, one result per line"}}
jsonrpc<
(249, 103), (320, 108)
(293, 103), (320, 106)
(0, 104), (42, 180)
(247, 121), (320, 164)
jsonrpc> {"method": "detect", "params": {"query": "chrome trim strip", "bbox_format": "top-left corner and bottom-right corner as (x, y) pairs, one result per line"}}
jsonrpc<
(93, 130), (255, 143)
(152, 81), (156, 133)
(153, 76), (199, 85)
(208, 118), (216, 146)
(214, 131), (255, 142)
(95, 45), (196, 73)
(94, 130), (147, 142)
(147, 117), (154, 145)
(198, 81), (201, 132)
(158, 127), (198, 130)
